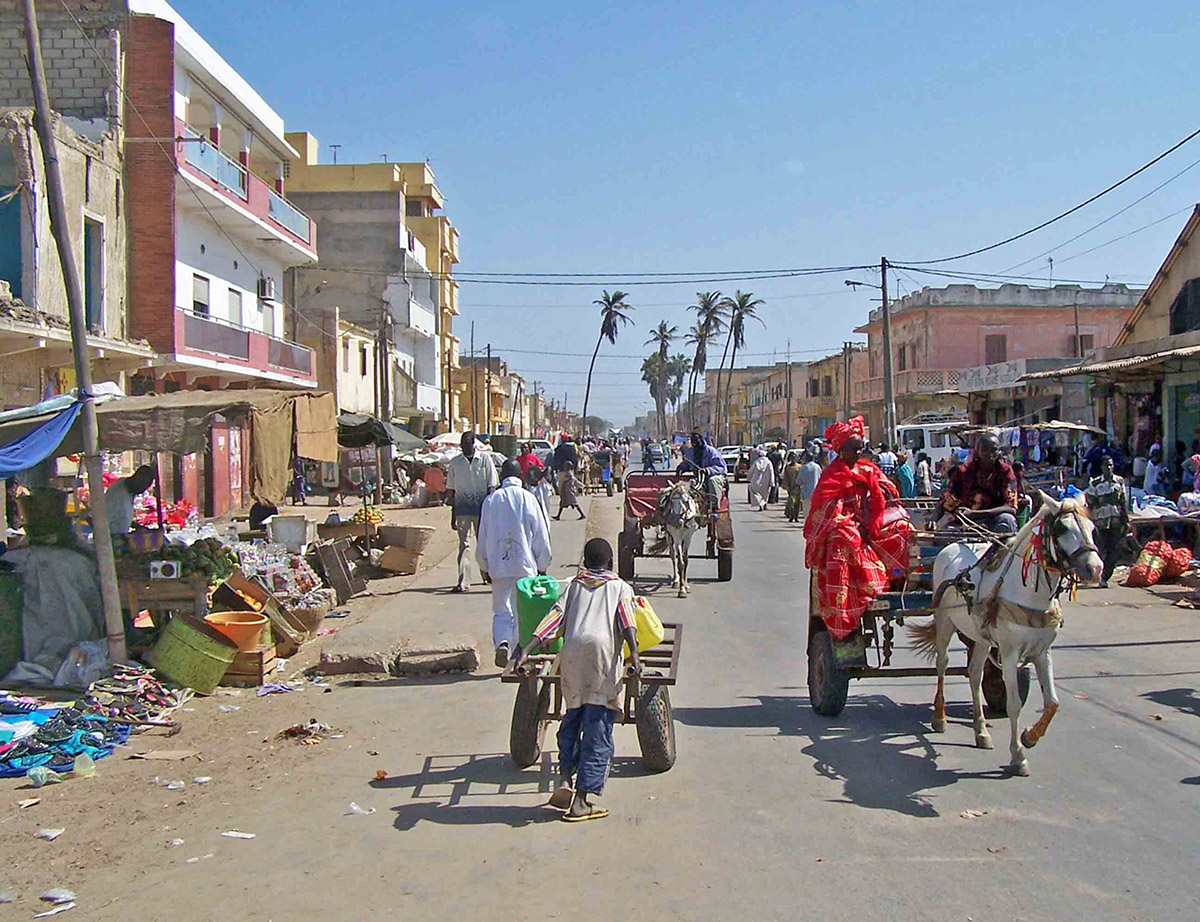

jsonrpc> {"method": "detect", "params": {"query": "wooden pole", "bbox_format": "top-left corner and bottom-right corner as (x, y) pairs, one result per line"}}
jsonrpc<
(22, 0), (126, 663)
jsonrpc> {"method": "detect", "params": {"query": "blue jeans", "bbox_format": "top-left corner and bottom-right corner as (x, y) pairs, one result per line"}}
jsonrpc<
(557, 704), (615, 794)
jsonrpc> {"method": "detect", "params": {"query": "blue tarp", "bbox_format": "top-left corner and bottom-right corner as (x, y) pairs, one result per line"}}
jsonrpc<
(0, 402), (81, 478)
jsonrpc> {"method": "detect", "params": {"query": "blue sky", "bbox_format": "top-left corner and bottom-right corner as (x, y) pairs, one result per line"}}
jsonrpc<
(184, 0), (1200, 425)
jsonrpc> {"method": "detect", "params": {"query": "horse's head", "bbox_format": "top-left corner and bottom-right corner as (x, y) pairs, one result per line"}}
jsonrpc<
(1037, 492), (1103, 584)
(662, 481), (701, 529)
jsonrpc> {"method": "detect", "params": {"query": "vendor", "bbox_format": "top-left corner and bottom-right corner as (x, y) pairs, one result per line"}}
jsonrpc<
(104, 465), (156, 534)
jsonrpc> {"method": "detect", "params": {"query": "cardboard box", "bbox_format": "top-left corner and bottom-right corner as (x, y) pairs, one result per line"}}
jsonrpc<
(379, 545), (423, 575)
(377, 525), (435, 553)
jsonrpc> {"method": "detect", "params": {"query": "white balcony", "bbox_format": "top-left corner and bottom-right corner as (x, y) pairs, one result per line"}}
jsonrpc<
(416, 382), (441, 413)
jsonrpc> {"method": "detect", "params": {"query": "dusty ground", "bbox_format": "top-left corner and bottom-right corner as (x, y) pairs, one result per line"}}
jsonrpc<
(1, 488), (1197, 921)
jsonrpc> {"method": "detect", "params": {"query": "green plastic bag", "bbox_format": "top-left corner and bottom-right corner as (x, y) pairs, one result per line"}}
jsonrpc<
(516, 575), (562, 652)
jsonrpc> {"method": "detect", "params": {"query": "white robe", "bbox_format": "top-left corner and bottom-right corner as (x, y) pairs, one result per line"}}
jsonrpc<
(749, 456), (775, 507)
(477, 477), (553, 579)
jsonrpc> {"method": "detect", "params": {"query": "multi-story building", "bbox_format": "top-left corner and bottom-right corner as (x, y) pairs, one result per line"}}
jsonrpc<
(283, 134), (446, 436)
(854, 283), (1142, 437)
(457, 355), (524, 436)
(799, 346), (866, 440)
(123, 0), (319, 393)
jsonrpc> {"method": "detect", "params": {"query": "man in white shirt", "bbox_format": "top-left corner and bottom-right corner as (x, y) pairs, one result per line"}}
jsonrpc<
(478, 460), (552, 667)
(446, 431), (499, 592)
(1143, 448), (1167, 496)
(876, 443), (898, 478)
(104, 465), (156, 535)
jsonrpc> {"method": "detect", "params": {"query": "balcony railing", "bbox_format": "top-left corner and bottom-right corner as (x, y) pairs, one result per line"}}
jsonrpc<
(176, 308), (313, 380)
(181, 126), (247, 200)
(268, 187), (311, 241)
(854, 369), (961, 401)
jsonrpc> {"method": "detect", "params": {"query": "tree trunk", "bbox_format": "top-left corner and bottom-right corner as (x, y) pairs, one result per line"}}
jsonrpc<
(714, 329), (733, 443)
(725, 340), (740, 444)
(581, 331), (604, 436)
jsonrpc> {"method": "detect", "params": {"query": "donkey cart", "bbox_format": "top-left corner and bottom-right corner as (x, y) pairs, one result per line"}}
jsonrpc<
(501, 622), (683, 772)
(616, 470), (734, 583)
(806, 528), (1032, 717)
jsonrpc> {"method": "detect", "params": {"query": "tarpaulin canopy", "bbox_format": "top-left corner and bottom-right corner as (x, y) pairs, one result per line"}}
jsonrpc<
(0, 402), (80, 479)
(0, 390), (338, 503)
(337, 412), (428, 451)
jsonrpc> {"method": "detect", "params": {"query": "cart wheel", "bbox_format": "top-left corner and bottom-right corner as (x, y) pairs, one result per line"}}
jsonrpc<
(606, 481), (615, 497)
(510, 677), (551, 767)
(808, 629), (849, 716)
(618, 531), (635, 581)
(636, 684), (676, 772)
(717, 548), (733, 582)
(616, 477), (624, 493)
(982, 656), (1031, 716)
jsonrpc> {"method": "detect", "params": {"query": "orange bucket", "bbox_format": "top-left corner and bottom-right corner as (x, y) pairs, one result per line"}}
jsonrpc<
(204, 611), (268, 652)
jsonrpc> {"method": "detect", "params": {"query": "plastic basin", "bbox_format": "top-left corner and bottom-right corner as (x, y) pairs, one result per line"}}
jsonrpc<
(204, 610), (268, 652)
(146, 616), (238, 695)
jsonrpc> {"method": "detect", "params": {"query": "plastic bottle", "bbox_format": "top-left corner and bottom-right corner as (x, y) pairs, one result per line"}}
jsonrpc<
(72, 752), (97, 779)
(27, 766), (64, 788)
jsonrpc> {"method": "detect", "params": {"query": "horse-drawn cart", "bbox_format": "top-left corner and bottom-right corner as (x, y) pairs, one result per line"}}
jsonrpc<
(617, 470), (734, 583)
(806, 525), (1031, 717)
(501, 622), (683, 772)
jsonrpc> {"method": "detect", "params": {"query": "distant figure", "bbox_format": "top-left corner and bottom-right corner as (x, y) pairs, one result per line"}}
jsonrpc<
(446, 431), (499, 592)
(915, 452), (932, 497)
(876, 443), (898, 478)
(748, 449), (775, 512)
(105, 465), (156, 535)
(555, 462), (586, 520)
(895, 450), (916, 499)
(1085, 455), (1129, 588)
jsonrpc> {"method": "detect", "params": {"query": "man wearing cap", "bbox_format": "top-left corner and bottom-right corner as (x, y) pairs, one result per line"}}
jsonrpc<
(935, 432), (1019, 534)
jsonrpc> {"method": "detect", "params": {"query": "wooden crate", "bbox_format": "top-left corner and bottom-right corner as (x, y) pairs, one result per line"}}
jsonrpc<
(379, 545), (423, 575)
(221, 644), (276, 687)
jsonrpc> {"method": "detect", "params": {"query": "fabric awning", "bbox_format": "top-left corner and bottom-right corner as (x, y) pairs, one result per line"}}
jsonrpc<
(1019, 344), (1200, 381)
(337, 413), (428, 451)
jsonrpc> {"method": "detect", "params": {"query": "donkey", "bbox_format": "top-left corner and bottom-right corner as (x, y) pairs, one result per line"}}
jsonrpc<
(908, 494), (1101, 776)
(656, 480), (704, 598)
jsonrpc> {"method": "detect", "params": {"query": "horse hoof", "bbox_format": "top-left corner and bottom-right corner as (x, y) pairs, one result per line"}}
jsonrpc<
(931, 718), (946, 733)
(975, 734), (994, 750)
(1010, 760), (1031, 777)
(1020, 729), (1037, 749)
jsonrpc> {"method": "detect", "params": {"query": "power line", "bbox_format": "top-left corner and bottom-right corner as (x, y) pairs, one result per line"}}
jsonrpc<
(1052, 204), (1197, 266)
(461, 288), (854, 310)
(898, 124), (1200, 265)
(483, 345), (851, 359)
(891, 264), (1150, 288)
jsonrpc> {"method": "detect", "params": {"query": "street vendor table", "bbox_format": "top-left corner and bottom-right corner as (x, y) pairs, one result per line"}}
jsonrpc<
(116, 563), (209, 622)
(1129, 513), (1200, 554)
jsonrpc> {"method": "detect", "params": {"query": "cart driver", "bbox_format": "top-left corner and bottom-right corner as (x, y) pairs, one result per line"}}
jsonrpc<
(934, 432), (1019, 534)
(678, 429), (727, 518)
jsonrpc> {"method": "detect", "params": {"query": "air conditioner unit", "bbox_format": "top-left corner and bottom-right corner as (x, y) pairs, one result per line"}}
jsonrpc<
(257, 277), (276, 300)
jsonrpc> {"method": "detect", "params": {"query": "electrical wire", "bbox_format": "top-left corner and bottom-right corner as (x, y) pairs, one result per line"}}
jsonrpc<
(1052, 204), (1197, 266)
(889, 265), (1149, 287)
(897, 124), (1200, 265)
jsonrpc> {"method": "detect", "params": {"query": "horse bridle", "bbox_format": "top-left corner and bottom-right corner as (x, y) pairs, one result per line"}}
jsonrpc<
(1040, 507), (1098, 575)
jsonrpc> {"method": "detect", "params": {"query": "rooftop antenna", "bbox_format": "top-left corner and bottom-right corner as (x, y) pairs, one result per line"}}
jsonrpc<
(1048, 256), (1054, 289)
(329, 143), (341, 164)
(381, 154), (389, 162)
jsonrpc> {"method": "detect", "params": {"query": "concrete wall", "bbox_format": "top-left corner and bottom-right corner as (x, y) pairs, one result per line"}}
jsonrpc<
(0, 0), (123, 122)
(1125, 237), (1200, 342)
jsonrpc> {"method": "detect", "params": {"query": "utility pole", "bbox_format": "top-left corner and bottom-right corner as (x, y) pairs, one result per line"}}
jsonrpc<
(532, 380), (539, 435)
(469, 322), (477, 432)
(785, 341), (793, 447)
(842, 341), (853, 420)
(375, 301), (390, 504)
(22, 0), (125, 664)
(509, 377), (522, 436)
(1073, 294), (1082, 358)
(880, 256), (897, 447)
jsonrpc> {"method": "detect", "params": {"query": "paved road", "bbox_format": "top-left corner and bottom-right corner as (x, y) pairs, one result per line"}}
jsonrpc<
(59, 486), (1200, 921)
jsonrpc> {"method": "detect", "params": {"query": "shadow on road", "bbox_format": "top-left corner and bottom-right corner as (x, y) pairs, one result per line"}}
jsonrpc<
(1142, 687), (1199, 718)
(368, 752), (651, 830)
(676, 693), (1006, 818)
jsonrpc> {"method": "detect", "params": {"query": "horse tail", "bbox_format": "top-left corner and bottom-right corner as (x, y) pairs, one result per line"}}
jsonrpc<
(906, 618), (940, 663)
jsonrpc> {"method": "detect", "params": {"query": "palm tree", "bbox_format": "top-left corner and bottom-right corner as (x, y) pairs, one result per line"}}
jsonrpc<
(641, 354), (665, 428)
(718, 290), (766, 442)
(644, 320), (679, 438)
(581, 289), (634, 436)
(666, 353), (691, 427)
(687, 291), (725, 434)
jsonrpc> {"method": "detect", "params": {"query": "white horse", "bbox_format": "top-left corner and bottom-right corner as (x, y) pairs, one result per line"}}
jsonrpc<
(656, 480), (703, 598)
(908, 494), (1102, 776)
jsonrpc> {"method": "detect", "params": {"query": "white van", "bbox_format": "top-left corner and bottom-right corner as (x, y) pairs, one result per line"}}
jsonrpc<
(897, 422), (962, 468)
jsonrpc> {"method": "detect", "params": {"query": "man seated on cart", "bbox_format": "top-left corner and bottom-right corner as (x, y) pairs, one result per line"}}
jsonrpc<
(933, 432), (1019, 534)
(677, 428), (727, 519)
(515, 538), (642, 823)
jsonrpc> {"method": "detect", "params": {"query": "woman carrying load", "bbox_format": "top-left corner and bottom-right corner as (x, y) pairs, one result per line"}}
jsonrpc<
(803, 416), (913, 639)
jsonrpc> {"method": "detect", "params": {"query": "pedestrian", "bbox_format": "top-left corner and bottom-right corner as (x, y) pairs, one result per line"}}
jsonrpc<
(291, 456), (307, 506)
(895, 450), (916, 499)
(783, 451), (804, 522)
(516, 442), (543, 480)
(748, 449), (775, 511)
(104, 465), (157, 535)
(1143, 448), (1167, 496)
(446, 431), (499, 593)
(554, 461), (586, 520)
(478, 460), (553, 667)
(798, 451), (822, 514)
(1084, 454), (1130, 589)
(915, 452), (932, 497)
(515, 537), (641, 823)
(553, 433), (578, 492)
(876, 442), (898, 478)
(532, 464), (554, 521)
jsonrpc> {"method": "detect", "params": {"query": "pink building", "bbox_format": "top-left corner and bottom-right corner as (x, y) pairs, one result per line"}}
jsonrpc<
(853, 283), (1142, 436)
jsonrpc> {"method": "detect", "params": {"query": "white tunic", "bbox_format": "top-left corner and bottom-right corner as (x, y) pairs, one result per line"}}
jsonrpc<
(477, 477), (553, 579)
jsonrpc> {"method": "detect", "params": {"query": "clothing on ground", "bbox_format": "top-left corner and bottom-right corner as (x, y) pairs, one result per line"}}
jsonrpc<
(447, 451), (498, 519)
(477, 476), (552, 579)
(533, 568), (636, 711)
(558, 703), (615, 795)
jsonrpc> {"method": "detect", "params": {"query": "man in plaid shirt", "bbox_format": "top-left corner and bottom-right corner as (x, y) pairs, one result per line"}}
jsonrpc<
(515, 538), (641, 822)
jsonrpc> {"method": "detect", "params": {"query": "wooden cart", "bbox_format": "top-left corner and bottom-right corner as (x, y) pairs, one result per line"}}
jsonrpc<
(501, 622), (682, 772)
(806, 529), (1031, 717)
(617, 471), (734, 582)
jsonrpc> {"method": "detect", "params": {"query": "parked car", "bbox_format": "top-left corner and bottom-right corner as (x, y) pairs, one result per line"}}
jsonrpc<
(719, 445), (751, 481)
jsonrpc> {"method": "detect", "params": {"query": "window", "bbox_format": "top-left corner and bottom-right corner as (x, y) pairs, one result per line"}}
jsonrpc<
(342, 336), (350, 373)
(985, 334), (1007, 364)
(930, 432), (947, 449)
(909, 344), (918, 369)
(897, 345), (907, 371)
(192, 274), (210, 317)
(1168, 278), (1200, 335)
(261, 300), (275, 336)
(902, 429), (925, 451)
(405, 200), (423, 218)
(83, 217), (103, 332)
(808, 378), (818, 398)
(1073, 333), (1094, 356)
(228, 289), (242, 327)
(869, 351), (877, 377)
(821, 375), (832, 396)
(360, 342), (368, 377)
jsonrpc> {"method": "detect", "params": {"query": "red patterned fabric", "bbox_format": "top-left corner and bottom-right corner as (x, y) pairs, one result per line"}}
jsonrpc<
(823, 415), (866, 452)
(804, 457), (911, 639)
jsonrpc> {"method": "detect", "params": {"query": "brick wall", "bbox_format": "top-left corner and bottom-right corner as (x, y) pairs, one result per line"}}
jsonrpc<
(0, 0), (124, 120)
(123, 12), (174, 353)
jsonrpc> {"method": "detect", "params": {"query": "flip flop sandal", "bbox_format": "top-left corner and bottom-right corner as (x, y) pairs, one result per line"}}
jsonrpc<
(562, 805), (609, 823)
(548, 784), (574, 810)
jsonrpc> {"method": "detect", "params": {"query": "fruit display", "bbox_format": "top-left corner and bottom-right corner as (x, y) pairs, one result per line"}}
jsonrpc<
(352, 506), (384, 525)
(121, 537), (239, 582)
